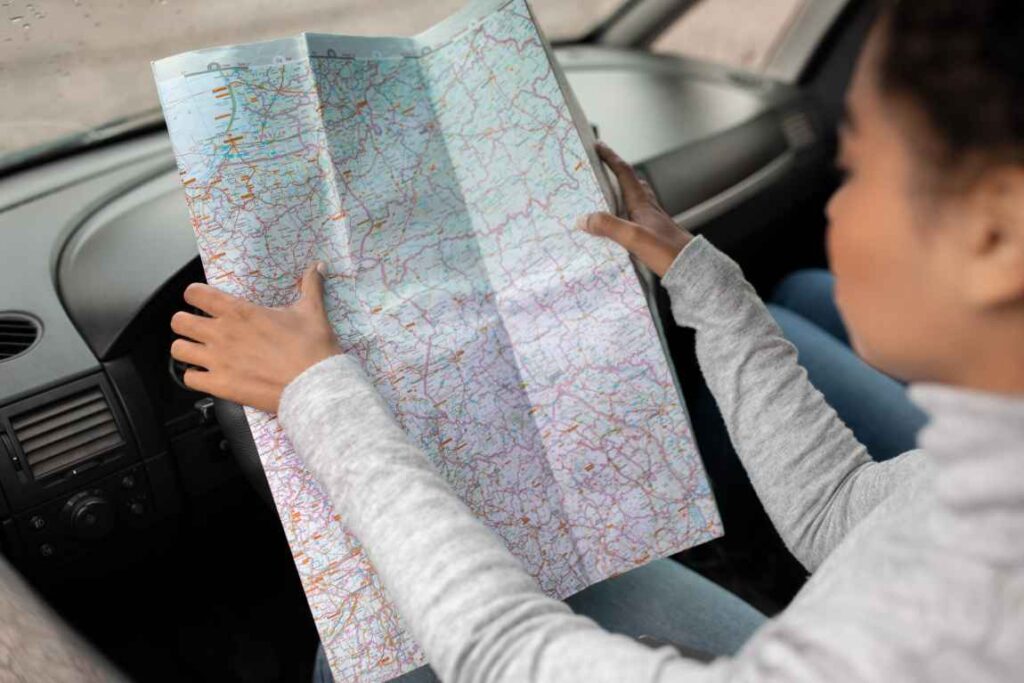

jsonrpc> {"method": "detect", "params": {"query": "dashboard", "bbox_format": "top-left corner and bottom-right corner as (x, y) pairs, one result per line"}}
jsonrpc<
(0, 45), (834, 580)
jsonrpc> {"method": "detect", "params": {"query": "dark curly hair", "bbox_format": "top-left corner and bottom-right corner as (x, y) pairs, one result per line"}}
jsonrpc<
(878, 0), (1024, 169)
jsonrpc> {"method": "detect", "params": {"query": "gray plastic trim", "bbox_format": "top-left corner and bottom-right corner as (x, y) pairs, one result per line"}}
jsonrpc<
(673, 151), (796, 230)
(763, 0), (851, 83)
(598, 0), (701, 48)
(58, 171), (197, 359)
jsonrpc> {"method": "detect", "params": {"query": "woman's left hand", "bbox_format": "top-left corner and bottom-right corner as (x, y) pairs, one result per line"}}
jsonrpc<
(170, 263), (342, 413)
(578, 143), (693, 277)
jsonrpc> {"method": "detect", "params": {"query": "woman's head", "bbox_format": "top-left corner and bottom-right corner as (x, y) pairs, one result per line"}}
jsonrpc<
(826, 0), (1024, 391)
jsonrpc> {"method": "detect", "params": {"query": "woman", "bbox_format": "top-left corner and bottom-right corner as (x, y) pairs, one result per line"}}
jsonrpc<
(169, 1), (1024, 681)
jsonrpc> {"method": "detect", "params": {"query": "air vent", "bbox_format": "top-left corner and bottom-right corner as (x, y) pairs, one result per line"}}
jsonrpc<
(9, 387), (124, 480)
(781, 110), (816, 150)
(0, 314), (40, 362)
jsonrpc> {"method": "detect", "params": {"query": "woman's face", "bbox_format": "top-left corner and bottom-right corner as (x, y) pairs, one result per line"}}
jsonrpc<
(825, 27), (984, 384)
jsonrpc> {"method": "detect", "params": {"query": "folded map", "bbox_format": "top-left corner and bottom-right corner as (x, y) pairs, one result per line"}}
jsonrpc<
(153, 0), (721, 679)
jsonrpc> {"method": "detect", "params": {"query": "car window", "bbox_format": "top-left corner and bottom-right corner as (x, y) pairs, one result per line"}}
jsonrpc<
(0, 0), (622, 164)
(653, 0), (809, 73)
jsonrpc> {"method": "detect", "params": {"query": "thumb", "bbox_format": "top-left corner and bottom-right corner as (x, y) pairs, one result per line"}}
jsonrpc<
(576, 211), (643, 248)
(298, 261), (326, 310)
(576, 212), (674, 275)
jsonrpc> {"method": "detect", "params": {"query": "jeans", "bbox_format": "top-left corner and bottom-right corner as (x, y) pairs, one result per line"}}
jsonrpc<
(768, 269), (928, 461)
(313, 559), (767, 682)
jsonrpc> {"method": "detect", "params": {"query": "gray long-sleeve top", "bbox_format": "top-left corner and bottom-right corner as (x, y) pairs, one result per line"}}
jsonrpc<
(277, 236), (1024, 682)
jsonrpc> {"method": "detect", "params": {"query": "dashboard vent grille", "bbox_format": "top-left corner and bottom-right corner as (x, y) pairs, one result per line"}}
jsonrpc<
(9, 388), (124, 479)
(781, 110), (816, 150)
(0, 314), (39, 362)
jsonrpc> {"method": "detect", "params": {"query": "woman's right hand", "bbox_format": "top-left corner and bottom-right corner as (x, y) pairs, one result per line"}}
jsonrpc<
(578, 142), (693, 277)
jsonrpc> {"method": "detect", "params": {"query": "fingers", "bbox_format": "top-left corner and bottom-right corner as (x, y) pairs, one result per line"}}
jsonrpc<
(638, 177), (659, 204)
(182, 367), (216, 395)
(595, 142), (649, 212)
(170, 311), (215, 342)
(577, 212), (674, 275)
(183, 367), (280, 413)
(577, 212), (637, 241)
(183, 283), (241, 318)
(170, 338), (211, 369)
(297, 261), (326, 311)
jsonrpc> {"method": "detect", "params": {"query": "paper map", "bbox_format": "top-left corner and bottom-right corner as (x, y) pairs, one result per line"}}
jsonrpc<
(154, 0), (721, 679)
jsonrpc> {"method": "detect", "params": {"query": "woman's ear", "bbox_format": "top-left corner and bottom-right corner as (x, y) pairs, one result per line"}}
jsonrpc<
(962, 165), (1024, 308)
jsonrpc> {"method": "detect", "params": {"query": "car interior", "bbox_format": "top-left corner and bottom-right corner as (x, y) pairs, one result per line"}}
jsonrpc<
(0, 0), (875, 680)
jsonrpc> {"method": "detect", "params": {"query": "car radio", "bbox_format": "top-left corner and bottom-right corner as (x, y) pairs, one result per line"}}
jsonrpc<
(0, 371), (165, 568)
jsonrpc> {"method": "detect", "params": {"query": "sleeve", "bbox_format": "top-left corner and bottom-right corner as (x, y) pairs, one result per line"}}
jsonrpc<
(659, 236), (925, 571)
(278, 354), (730, 683)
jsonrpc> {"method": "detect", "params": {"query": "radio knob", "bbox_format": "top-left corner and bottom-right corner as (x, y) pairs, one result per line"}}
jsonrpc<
(61, 491), (114, 540)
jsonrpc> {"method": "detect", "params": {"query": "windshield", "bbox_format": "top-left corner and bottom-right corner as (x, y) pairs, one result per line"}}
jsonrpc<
(0, 0), (623, 166)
